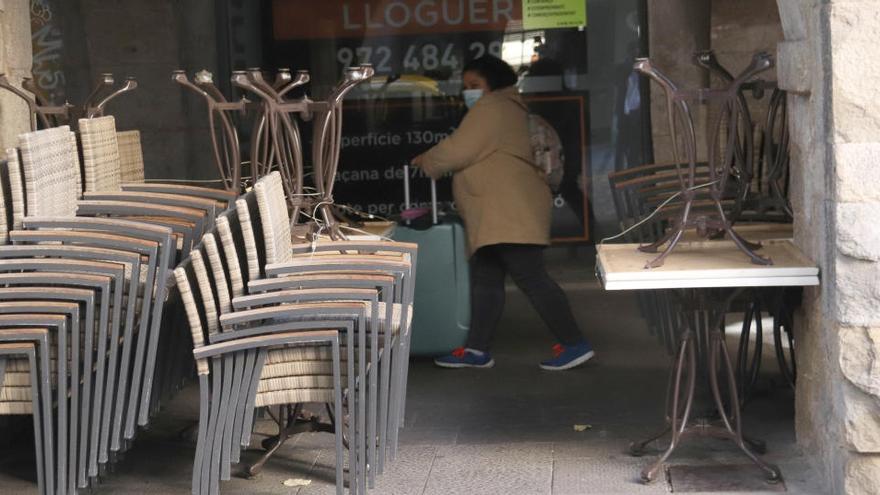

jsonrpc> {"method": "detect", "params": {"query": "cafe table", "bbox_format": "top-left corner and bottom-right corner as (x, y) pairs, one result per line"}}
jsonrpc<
(595, 239), (819, 482)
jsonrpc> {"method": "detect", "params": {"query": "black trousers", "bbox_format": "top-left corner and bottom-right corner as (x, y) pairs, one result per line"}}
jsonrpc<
(465, 244), (583, 352)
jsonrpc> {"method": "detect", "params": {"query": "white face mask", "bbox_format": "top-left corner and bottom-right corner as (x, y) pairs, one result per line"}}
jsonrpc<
(462, 89), (484, 109)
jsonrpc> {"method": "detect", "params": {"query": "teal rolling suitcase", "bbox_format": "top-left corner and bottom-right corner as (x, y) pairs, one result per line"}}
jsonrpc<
(392, 166), (470, 355)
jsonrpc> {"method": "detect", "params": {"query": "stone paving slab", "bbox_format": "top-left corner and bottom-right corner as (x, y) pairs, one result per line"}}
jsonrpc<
(552, 456), (667, 494)
(423, 443), (554, 495)
(667, 464), (787, 493)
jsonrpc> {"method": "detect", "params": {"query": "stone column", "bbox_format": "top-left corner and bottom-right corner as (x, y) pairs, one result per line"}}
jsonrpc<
(710, 0), (783, 142)
(0, 0), (33, 150)
(777, 0), (880, 493)
(0, 0), (29, 436)
(647, 0), (711, 163)
(66, 0), (219, 180)
(829, 1), (880, 493)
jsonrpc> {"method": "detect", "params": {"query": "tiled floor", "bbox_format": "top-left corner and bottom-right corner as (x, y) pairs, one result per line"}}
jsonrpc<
(0, 248), (824, 494)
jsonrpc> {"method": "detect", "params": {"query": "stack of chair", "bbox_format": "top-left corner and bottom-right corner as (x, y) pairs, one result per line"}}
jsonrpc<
(173, 170), (416, 494)
(114, 130), (146, 184)
(0, 118), (225, 493)
(0, 133), (417, 495)
(109, 126), (240, 207)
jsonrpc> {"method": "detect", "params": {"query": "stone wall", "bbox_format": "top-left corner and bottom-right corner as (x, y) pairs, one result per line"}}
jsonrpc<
(2, 0), (219, 182)
(774, 0), (839, 487)
(0, 0), (29, 436)
(0, 0), (33, 151)
(646, 0), (710, 164)
(829, 1), (880, 492)
(777, 0), (880, 492)
(712, 0), (784, 71)
(59, 0), (220, 180)
(710, 0), (784, 150)
(647, 0), (784, 166)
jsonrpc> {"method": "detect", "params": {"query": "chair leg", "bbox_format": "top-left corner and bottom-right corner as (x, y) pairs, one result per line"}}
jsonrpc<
(367, 330), (379, 488)
(332, 339), (344, 495)
(79, 308), (99, 488)
(399, 315), (414, 426)
(377, 333), (392, 473)
(387, 338), (402, 462)
(346, 332), (359, 495)
(357, 328), (368, 494)
(30, 349), (51, 495)
(389, 328), (412, 461)
(41, 334), (62, 495)
(240, 350), (267, 449)
(220, 355), (239, 481)
(93, 296), (123, 473)
(69, 312), (85, 492)
(99, 294), (129, 467)
(209, 356), (233, 488)
(111, 291), (147, 455)
(192, 375), (210, 495)
(203, 359), (223, 494)
(231, 349), (257, 462)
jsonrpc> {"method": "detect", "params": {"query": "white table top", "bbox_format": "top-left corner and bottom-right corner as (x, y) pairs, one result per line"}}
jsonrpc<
(596, 240), (820, 290)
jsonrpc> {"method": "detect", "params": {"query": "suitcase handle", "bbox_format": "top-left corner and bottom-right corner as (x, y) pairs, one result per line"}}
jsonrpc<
(404, 163), (412, 211)
(430, 178), (438, 224)
(403, 163), (439, 225)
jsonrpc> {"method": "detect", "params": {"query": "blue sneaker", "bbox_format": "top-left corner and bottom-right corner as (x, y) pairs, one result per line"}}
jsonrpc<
(434, 347), (495, 369)
(540, 341), (594, 371)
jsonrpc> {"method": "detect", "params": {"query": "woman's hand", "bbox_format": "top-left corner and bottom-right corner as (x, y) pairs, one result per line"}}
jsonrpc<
(411, 153), (441, 180)
(410, 153), (425, 168)
(409, 153), (443, 180)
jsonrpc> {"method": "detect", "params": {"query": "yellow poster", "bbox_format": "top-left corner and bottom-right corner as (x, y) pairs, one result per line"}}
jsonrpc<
(522, 0), (587, 30)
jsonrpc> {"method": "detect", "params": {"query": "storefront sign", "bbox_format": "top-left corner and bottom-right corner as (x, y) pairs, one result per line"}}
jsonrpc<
(273, 0), (522, 39)
(335, 39), (501, 74)
(273, 0), (588, 39)
(522, 0), (587, 30)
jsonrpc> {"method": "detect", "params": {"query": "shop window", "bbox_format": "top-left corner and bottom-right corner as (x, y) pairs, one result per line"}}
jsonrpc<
(260, 0), (649, 241)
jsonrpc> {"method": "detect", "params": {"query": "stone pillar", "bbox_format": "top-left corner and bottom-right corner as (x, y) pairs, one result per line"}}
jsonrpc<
(777, 0), (880, 492)
(63, 0), (219, 180)
(0, 0), (33, 150)
(647, 0), (711, 163)
(710, 0), (783, 140)
(776, 0), (841, 490)
(711, 0), (784, 71)
(829, 1), (880, 493)
(0, 0), (29, 436)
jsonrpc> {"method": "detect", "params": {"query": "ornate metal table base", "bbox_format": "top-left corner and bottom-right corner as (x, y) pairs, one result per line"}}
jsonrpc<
(630, 289), (782, 484)
(633, 53), (779, 269)
(635, 194), (772, 269)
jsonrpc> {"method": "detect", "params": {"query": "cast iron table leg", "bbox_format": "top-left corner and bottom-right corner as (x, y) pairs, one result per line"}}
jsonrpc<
(632, 288), (782, 483)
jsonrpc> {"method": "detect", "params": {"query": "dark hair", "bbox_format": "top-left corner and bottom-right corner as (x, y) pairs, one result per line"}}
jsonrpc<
(462, 55), (517, 90)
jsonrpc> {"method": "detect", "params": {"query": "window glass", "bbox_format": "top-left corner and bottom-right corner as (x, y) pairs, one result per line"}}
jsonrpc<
(264, 0), (648, 240)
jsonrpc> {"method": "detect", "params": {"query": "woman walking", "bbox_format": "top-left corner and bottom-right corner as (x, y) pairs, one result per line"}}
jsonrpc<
(412, 55), (593, 371)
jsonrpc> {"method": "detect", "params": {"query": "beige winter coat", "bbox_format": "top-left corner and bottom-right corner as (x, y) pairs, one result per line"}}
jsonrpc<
(420, 86), (552, 255)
